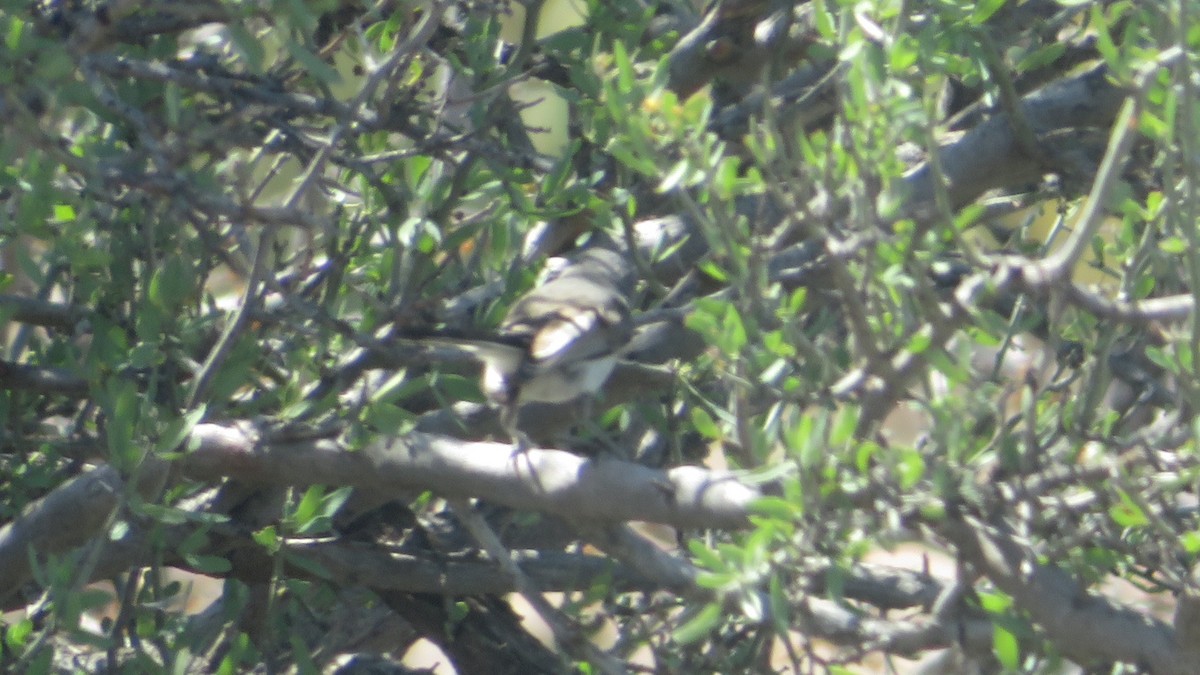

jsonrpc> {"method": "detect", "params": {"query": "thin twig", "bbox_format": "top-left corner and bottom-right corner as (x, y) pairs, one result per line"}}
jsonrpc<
(448, 497), (629, 675)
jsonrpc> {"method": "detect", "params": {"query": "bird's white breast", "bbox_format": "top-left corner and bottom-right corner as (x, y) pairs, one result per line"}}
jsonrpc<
(514, 355), (618, 404)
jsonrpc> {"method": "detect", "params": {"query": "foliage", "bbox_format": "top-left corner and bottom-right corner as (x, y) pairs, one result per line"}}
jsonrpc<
(1, 0), (1199, 673)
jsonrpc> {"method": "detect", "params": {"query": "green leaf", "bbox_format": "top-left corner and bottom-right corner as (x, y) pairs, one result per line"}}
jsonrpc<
(127, 341), (164, 369)
(713, 156), (740, 200)
(763, 332), (797, 358)
(1139, 110), (1169, 141)
(1159, 236), (1187, 254)
(920, 500), (946, 521)
(34, 49), (73, 81)
(927, 349), (970, 384)
(690, 407), (721, 440)
(149, 255), (194, 312)
(953, 203), (985, 230)
(855, 440), (879, 473)
(971, 0), (1007, 24)
(321, 487), (353, 519)
(612, 40), (636, 93)
(284, 40), (341, 86)
(830, 406), (859, 446)
(156, 406), (207, 455)
(185, 554), (233, 575)
(1090, 4), (1127, 78)
(1145, 191), (1165, 218)
(785, 413), (818, 464)
(1167, 334), (1192, 368)
(896, 448), (925, 489)
(206, 336), (259, 402)
(1110, 490), (1149, 528)
(889, 34), (920, 72)
(105, 379), (140, 468)
(137, 502), (229, 527)
(365, 402), (416, 436)
(289, 633), (320, 675)
(768, 574), (789, 633)
(435, 373), (485, 402)
(811, 0), (836, 39)
(906, 329), (932, 354)
(540, 140), (581, 201)
(292, 486), (324, 528)
(722, 305), (747, 353)
(750, 496), (800, 521)
(979, 590), (1013, 613)
(687, 539), (724, 571)
(74, 587), (115, 613)
(254, 526), (280, 554)
(786, 288), (807, 314)
(993, 624), (1020, 670)
(658, 159), (690, 193)
(673, 603), (722, 645)
(137, 503), (193, 526)
(6, 16), (27, 50)
(1182, 531), (1200, 554)
(226, 24), (266, 73)
(5, 618), (33, 651)
(1016, 42), (1066, 73)
(606, 139), (658, 175)
(1144, 346), (1178, 375)
(697, 261), (728, 283)
(52, 204), (76, 222)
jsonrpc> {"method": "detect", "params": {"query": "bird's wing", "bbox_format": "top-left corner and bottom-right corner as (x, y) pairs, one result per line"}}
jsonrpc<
(527, 305), (611, 366)
(509, 289), (632, 373)
(442, 338), (526, 373)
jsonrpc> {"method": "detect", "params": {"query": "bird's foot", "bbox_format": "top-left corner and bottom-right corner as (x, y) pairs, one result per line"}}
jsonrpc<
(509, 430), (534, 458)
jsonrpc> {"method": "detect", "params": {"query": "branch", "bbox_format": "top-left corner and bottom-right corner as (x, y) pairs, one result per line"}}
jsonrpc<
(0, 359), (89, 396)
(901, 61), (1126, 222)
(940, 515), (1197, 674)
(0, 466), (121, 602)
(288, 540), (656, 596)
(0, 294), (87, 330)
(983, 259), (1196, 325)
(795, 596), (993, 657)
(0, 447), (1031, 667)
(177, 424), (759, 531)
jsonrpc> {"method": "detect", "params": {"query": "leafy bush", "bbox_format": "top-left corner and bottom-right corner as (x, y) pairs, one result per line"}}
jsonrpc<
(1, 1), (1198, 673)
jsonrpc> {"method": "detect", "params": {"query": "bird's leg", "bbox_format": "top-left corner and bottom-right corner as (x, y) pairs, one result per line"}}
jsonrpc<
(512, 431), (533, 456)
(501, 404), (532, 456)
(579, 396), (626, 460)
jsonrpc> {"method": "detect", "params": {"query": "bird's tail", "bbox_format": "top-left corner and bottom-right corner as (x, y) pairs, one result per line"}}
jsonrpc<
(393, 327), (525, 371)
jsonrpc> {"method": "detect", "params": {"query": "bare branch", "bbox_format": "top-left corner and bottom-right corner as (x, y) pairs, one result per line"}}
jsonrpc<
(0, 294), (88, 330)
(941, 515), (1196, 674)
(176, 424), (760, 531)
(0, 359), (89, 396)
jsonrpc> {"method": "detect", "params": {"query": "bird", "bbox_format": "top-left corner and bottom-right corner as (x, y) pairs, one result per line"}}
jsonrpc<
(411, 245), (635, 451)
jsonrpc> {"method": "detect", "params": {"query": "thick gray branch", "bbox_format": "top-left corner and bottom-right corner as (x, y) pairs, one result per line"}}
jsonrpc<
(941, 516), (1196, 674)
(179, 424), (759, 531)
(0, 467), (123, 602)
